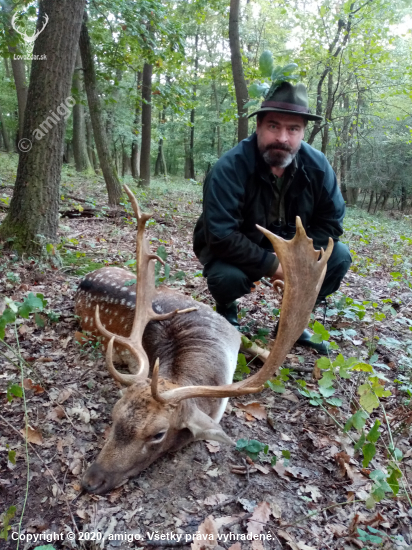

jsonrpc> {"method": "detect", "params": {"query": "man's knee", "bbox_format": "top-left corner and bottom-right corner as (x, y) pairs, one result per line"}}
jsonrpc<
(203, 260), (252, 304)
(319, 241), (351, 299)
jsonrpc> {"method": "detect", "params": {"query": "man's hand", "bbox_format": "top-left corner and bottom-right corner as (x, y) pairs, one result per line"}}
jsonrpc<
(270, 262), (284, 282)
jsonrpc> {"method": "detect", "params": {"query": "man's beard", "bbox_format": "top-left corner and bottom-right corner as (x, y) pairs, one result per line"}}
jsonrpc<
(260, 142), (300, 168)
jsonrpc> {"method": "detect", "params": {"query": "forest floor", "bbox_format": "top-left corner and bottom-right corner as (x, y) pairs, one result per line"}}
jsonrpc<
(0, 154), (412, 550)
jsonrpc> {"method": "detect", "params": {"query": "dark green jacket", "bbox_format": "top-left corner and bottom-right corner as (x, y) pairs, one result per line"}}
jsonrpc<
(193, 133), (345, 282)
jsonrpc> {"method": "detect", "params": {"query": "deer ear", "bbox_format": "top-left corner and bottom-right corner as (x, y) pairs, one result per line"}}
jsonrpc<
(181, 405), (234, 445)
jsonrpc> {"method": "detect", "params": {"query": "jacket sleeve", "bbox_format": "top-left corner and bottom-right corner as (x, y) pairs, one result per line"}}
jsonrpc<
(202, 158), (278, 282)
(306, 161), (345, 251)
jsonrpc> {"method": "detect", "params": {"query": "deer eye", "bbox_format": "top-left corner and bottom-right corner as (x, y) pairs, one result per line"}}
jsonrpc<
(151, 431), (166, 443)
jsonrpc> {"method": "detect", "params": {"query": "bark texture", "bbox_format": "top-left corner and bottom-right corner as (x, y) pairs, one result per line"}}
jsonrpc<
(139, 62), (153, 187)
(229, 0), (249, 142)
(0, 0), (86, 255)
(79, 13), (122, 204)
(73, 48), (92, 172)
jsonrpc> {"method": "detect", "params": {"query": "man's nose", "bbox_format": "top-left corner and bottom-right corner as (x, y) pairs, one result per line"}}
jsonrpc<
(276, 127), (288, 142)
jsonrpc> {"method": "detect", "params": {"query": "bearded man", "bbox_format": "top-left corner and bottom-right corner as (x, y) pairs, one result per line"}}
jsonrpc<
(193, 81), (351, 353)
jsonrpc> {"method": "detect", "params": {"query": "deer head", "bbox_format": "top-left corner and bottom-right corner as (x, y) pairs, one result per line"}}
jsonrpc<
(80, 185), (333, 494)
(11, 12), (49, 44)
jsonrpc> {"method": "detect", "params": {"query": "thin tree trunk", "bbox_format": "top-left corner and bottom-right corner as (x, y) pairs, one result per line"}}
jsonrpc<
(79, 12), (122, 205)
(367, 191), (374, 213)
(3, 56), (10, 78)
(73, 48), (92, 172)
(0, 0), (86, 255)
(85, 112), (98, 171)
(139, 62), (153, 187)
(401, 186), (407, 212)
(131, 71), (142, 180)
(0, 102), (11, 152)
(229, 0), (248, 142)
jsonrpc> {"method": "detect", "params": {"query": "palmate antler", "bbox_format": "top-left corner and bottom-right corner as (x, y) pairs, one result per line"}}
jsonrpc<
(94, 185), (196, 383)
(151, 219), (333, 403)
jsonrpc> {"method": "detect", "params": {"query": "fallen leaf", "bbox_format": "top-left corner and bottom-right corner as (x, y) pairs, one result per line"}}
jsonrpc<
(297, 542), (317, 550)
(247, 501), (271, 536)
(228, 544), (241, 550)
(254, 464), (270, 474)
(238, 498), (257, 512)
(75, 509), (88, 520)
(284, 466), (312, 479)
(280, 433), (292, 441)
(280, 390), (299, 403)
(327, 523), (347, 537)
(203, 494), (230, 506)
(61, 335), (72, 349)
(21, 426), (43, 445)
(75, 331), (88, 344)
(23, 379), (44, 394)
(69, 458), (82, 475)
(205, 440), (220, 453)
(269, 502), (282, 518)
(272, 462), (290, 481)
(191, 515), (218, 550)
(245, 413), (256, 421)
(69, 406), (90, 423)
(312, 365), (321, 380)
(206, 468), (219, 478)
(334, 451), (350, 477)
(57, 388), (73, 404)
(215, 515), (243, 529)
(234, 401), (267, 421)
(252, 541), (264, 550)
(302, 484), (322, 501)
(18, 325), (28, 336)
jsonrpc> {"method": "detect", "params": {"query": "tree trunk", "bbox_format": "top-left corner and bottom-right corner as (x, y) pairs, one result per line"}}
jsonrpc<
(0, 102), (11, 152)
(79, 12), (122, 205)
(401, 186), (407, 212)
(229, 0), (248, 142)
(139, 62), (153, 187)
(0, 0), (86, 256)
(131, 71), (142, 180)
(367, 191), (374, 213)
(85, 112), (98, 171)
(3, 56), (10, 78)
(72, 49), (92, 172)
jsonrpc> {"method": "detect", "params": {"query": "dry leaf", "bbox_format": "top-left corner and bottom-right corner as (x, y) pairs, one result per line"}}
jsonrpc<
(57, 388), (73, 404)
(302, 484), (321, 501)
(69, 406), (90, 423)
(18, 324), (28, 336)
(252, 541), (264, 550)
(214, 515), (243, 529)
(272, 462), (289, 481)
(61, 335), (72, 349)
(312, 365), (321, 380)
(245, 413), (256, 422)
(334, 451), (350, 477)
(23, 378), (44, 394)
(247, 501), (271, 536)
(280, 433), (292, 441)
(75, 509), (88, 520)
(205, 441), (220, 453)
(270, 502), (282, 518)
(203, 494), (230, 506)
(69, 458), (82, 475)
(327, 523), (347, 537)
(254, 464), (270, 475)
(284, 466), (312, 479)
(191, 515), (218, 550)
(280, 390), (299, 403)
(21, 426), (43, 445)
(75, 331), (88, 344)
(206, 468), (219, 478)
(228, 544), (241, 550)
(297, 542), (317, 550)
(234, 402), (267, 421)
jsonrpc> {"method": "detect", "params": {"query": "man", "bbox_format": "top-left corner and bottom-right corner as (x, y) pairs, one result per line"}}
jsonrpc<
(193, 81), (351, 353)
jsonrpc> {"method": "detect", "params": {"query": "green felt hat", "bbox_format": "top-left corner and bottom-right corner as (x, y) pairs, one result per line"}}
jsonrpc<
(248, 81), (322, 122)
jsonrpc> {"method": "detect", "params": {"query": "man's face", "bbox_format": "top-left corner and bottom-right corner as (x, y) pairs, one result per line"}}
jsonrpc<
(256, 112), (305, 168)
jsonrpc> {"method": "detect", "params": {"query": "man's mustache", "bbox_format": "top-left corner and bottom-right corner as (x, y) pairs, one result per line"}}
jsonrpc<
(265, 143), (292, 153)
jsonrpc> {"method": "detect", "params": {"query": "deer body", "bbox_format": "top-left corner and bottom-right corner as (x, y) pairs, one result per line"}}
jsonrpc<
(75, 185), (333, 495)
(75, 267), (240, 494)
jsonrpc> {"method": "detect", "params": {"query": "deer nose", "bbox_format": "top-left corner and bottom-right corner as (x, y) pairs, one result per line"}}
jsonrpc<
(82, 463), (112, 494)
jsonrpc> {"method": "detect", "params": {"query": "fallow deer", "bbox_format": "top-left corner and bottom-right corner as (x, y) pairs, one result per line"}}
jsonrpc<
(75, 185), (333, 494)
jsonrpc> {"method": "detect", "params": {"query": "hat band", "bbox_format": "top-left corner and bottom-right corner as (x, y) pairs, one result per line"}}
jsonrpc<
(261, 100), (309, 113)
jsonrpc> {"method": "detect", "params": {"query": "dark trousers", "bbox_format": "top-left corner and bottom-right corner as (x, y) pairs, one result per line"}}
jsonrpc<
(203, 241), (351, 305)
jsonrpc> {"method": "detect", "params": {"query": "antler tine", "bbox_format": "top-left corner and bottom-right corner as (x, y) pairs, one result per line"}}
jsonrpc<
(151, 358), (167, 403)
(153, 217), (334, 404)
(105, 336), (138, 386)
(96, 185), (198, 385)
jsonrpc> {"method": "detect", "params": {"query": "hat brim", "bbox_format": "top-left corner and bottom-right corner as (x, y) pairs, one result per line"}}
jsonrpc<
(248, 107), (323, 122)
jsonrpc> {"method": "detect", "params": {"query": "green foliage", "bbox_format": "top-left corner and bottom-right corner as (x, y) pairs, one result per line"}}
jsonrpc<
(235, 439), (268, 461)
(0, 505), (16, 540)
(234, 353), (251, 381)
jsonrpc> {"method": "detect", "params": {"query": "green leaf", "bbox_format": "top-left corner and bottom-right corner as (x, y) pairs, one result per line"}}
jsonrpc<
(312, 321), (330, 341)
(319, 386), (335, 397)
(325, 397), (342, 407)
(7, 383), (23, 402)
(123, 279), (136, 286)
(352, 363), (374, 373)
(354, 432), (366, 452)
(18, 293), (45, 318)
(0, 505), (16, 540)
(316, 357), (331, 370)
(34, 313), (45, 328)
(352, 410), (368, 431)
(387, 466), (402, 495)
(259, 50), (274, 78)
(8, 450), (16, 464)
(281, 450), (291, 459)
(366, 420), (381, 444)
(362, 442), (376, 467)
(358, 384), (380, 412)
(156, 245), (167, 261)
(265, 379), (285, 393)
(318, 370), (335, 387)
(365, 495), (376, 509)
(271, 456), (277, 465)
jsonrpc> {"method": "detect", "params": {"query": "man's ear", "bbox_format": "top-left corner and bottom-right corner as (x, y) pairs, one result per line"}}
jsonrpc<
(180, 405), (234, 445)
